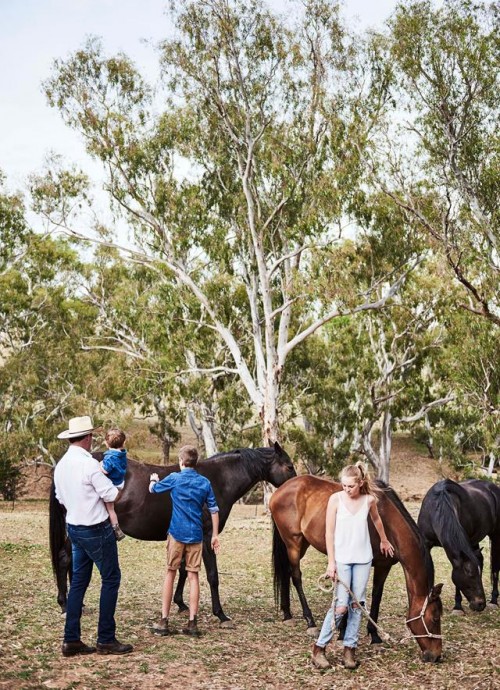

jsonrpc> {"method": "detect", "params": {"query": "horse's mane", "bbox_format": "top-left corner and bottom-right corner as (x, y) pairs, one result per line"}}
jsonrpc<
(376, 480), (436, 587)
(431, 479), (480, 565)
(201, 447), (275, 481)
(204, 447), (273, 464)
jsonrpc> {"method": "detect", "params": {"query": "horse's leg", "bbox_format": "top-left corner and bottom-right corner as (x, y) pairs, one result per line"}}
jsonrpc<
(366, 561), (392, 644)
(453, 585), (465, 613)
(173, 557), (189, 613)
(489, 534), (500, 606)
(201, 538), (233, 627)
(288, 542), (317, 633)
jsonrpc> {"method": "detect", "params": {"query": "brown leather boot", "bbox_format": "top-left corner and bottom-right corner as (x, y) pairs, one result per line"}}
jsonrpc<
(311, 643), (331, 669)
(151, 617), (178, 636)
(182, 616), (201, 637)
(343, 646), (358, 670)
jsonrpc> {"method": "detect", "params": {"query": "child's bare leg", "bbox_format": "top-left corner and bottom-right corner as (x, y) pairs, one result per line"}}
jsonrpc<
(105, 502), (126, 540)
(182, 571), (201, 636)
(105, 501), (118, 526)
(187, 571), (200, 619)
(162, 568), (177, 619)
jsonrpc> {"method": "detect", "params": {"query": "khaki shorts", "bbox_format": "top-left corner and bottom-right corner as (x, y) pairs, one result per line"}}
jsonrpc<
(166, 534), (203, 572)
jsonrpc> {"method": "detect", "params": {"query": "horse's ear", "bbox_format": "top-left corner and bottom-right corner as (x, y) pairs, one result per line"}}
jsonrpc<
(273, 441), (283, 454)
(430, 583), (443, 601)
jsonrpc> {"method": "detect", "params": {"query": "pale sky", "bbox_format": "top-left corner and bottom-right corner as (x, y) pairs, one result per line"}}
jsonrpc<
(0, 0), (400, 194)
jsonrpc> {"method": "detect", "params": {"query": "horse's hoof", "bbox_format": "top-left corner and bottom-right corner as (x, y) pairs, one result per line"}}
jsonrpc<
(219, 620), (236, 629)
(306, 626), (319, 637)
(450, 608), (465, 616)
(486, 602), (499, 609)
(282, 618), (295, 626)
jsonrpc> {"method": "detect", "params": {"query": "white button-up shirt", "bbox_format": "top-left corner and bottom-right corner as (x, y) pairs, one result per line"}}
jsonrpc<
(54, 445), (119, 526)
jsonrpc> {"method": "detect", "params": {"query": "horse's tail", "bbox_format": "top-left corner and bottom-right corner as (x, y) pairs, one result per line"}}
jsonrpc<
(272, 519), (291, 608)
(49, 480), (67, 579)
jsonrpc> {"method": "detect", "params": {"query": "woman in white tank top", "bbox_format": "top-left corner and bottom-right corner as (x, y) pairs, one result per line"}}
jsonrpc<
(311, 462), (394, 671)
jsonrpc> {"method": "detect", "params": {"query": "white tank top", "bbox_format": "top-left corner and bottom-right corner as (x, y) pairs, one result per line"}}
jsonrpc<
(334, 493), (373, 564)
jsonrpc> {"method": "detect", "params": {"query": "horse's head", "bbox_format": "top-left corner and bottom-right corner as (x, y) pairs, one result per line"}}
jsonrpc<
(451, 551), (486, 611)
(406, 584), (443, 662)
(264, 442), (296, 487)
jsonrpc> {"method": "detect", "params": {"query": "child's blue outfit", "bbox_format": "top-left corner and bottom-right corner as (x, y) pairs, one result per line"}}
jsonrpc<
(102, 448), (127, 489)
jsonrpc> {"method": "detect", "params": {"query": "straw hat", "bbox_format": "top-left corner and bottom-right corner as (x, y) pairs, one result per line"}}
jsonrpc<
(57, 416), (99, 439)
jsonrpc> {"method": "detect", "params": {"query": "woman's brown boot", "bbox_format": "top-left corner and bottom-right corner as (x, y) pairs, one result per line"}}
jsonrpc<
(343, 646), (358, 670)
(311, 643), (331, 669)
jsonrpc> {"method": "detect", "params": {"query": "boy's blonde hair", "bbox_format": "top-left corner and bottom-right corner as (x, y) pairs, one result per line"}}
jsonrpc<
(340, 461), (380, 498)
(105, 428), (126, 449)
(179, 445), (199, 467)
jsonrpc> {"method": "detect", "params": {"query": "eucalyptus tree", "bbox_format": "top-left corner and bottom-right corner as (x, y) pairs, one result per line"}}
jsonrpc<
(0, 182), (110, 493)
(80, 246), (255, 458)
(34, 0), (418, 444)
(285, 247), (455, 483)
(372, 0), (499, 326)
(437, 310), (500, 473)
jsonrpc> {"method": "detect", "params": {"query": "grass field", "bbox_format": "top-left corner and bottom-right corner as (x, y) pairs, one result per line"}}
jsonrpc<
(0, 500), (498, 690)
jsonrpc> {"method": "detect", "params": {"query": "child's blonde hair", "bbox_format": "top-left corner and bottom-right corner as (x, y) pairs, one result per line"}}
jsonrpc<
(106, 428), (126, 449)
(340, 461), (380, 498)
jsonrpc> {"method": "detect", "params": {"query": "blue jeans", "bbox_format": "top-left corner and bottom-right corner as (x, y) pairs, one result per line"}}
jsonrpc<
(316, 561), (371, 649)
(65, 520), (121, 644)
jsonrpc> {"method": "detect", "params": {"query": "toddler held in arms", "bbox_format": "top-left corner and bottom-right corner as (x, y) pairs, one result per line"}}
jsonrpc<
(101, 428), (128, 541)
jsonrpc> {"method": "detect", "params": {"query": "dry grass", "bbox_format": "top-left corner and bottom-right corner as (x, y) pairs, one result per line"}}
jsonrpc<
(0, 501), (499, 690)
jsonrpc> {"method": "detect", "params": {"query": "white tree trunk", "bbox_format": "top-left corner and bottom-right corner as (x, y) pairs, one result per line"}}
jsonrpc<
(378, 410), (392, 484)
(487, 452), (496, 477)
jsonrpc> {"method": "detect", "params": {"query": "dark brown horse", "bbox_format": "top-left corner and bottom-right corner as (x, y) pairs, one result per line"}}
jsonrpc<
(269, 475), (443, 662)
(418, 478), (500, 613)
(50, 443), (296, 625)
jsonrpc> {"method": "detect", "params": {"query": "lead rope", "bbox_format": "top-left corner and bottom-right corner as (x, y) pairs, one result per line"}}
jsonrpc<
(317, 574), (396, 644)
(317, 574), (443, 644)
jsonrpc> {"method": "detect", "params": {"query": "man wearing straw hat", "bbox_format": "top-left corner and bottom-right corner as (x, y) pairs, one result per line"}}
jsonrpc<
(54, 416), (133, 657)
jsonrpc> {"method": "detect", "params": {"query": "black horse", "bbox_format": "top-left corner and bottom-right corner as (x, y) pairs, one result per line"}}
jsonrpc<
(417, 478), (500, 612)
(50, 443), (296, 625)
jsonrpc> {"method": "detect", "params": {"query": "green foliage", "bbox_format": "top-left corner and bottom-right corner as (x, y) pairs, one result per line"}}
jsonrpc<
(379, 0), (500, 326)
(0, 459), (25, 503)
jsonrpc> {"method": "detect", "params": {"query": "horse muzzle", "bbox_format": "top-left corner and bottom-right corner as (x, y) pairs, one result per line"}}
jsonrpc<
(422, 650), (442, 663)
(469, 599), (486, 612)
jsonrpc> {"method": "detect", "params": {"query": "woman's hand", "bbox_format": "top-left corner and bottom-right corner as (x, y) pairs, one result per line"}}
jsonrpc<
(149, 473), (159, 483)
(326, 561), (337, 579)
(380, 539), (395, 558)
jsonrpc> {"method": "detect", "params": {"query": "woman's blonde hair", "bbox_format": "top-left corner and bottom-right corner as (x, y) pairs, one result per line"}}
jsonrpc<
(339, 461), (381, 498)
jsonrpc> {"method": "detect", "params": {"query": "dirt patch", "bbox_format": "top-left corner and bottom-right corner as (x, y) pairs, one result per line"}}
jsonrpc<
(19, 464), (53, 501)
(388, 436), (458, 501)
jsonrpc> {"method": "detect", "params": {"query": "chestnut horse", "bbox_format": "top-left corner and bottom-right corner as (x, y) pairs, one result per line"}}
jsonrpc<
(270, 475), (443, 663)
(50, 443), (296, 625)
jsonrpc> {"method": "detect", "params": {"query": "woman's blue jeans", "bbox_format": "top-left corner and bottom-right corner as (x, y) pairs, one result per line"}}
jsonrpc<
(316, 561), (371, 649)
(65, 520), (121, 644)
